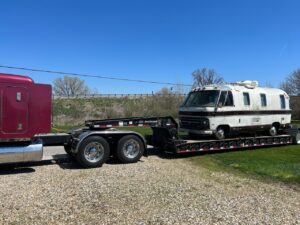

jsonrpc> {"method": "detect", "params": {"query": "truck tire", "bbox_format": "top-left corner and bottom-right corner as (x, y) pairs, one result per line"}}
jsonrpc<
(76, 136), (110, 168)
(116, 135), (144, 163)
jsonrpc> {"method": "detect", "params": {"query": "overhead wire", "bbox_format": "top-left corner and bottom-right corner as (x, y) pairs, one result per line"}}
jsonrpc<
(0, 65), (192, 87)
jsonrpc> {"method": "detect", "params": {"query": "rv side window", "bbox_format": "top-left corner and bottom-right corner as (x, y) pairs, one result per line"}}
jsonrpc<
(243, 92), (250, 106)
(280, 95), (286, 109)
(219, 91), (234, 106)
(260, 94), (267, 107)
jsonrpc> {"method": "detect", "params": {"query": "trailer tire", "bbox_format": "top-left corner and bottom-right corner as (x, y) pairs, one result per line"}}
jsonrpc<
(116, 135), (144, 163)
(76, 136), (110, 168)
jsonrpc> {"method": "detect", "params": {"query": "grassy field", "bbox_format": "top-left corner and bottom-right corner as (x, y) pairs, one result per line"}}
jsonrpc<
(189, 145), (300, 184)
(292, 120), (300, 125)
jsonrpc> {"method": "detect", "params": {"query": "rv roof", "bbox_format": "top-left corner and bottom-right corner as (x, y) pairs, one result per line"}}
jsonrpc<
(192, 82), (288, 96)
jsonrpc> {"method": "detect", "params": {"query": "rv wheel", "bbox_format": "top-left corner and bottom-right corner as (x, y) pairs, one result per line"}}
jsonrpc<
(269, 126), (278, 136)
(215, 127), (226, 140)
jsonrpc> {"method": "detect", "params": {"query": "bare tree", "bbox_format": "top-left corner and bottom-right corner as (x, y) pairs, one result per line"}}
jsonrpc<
(192, 68), (224, 87)
(53, 76), (90, 97)
(279, 69), (300, 95)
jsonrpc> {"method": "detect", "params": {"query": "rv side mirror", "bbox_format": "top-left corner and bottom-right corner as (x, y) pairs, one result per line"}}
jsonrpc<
(218, 102), (223, 108)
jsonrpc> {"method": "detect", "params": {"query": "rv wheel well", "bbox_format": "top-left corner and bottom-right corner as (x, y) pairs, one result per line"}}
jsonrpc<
(217, 125), (230, 134)
(272, 122), (280, 129)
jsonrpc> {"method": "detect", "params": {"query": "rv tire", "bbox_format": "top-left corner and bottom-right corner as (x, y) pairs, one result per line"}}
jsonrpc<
(215, 127), (226, 140)
(269, 125), (278, 136)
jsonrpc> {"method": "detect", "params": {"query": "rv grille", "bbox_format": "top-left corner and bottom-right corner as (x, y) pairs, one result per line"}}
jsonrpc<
(180, 117), (210, 130)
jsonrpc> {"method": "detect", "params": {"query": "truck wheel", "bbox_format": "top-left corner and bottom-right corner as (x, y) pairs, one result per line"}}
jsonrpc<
(116, 135), (144, 163)
(269, 125), (278, 136)
(76, 136), (110, 168)
(215, 127), (226, 140)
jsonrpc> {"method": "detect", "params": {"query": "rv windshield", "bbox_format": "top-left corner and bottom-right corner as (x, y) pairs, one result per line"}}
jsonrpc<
(182, 90), (220, 107)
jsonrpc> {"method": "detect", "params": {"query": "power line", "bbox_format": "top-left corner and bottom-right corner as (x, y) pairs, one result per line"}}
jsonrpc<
(0, 65), (192, 87)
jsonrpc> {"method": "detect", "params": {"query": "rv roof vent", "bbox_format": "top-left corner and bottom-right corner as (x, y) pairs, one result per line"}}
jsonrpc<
(234, 80), (259, 89)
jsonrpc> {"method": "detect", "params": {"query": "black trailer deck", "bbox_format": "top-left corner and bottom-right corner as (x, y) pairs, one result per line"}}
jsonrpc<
(150, 128), (298, 154)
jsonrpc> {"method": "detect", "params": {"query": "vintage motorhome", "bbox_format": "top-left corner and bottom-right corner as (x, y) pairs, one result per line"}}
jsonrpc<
(179, 81), (291, 139)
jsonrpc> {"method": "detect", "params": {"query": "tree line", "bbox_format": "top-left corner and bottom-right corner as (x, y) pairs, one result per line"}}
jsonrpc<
(52, 68), (224, 97)
(53, 68), (300, 97)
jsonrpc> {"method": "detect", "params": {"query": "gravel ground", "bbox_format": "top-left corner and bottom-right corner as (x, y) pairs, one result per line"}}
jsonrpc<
(0, 148), (299, 225)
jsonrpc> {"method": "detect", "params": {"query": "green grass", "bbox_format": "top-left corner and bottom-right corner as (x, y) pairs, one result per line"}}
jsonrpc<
(51, 124), (82, 133)
(118, 127), (153, 136)
(292, 120), (300, 125)
(189, 145), (300, 184)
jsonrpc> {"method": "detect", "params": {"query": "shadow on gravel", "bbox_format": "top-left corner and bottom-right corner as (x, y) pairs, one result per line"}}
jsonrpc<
(0, 156), (73, 174)
(146, 146), (261, 160)
(0, 147), (255, 174)
(0, 165), (35, 175)
(145, 147), (204, 160)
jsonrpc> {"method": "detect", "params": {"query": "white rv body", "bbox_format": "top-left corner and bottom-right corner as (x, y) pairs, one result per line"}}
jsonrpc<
(179, 81), (291, 138)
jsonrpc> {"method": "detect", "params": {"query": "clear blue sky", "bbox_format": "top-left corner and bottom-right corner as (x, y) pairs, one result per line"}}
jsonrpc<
(0, 0), (299, 94)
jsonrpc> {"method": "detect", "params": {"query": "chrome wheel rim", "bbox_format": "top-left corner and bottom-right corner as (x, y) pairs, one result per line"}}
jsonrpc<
(84, 142), (104, 163)
(122, 139), (140, 159)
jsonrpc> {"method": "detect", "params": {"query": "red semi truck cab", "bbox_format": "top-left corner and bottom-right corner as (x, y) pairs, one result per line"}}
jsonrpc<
(0, 73), (52, 140)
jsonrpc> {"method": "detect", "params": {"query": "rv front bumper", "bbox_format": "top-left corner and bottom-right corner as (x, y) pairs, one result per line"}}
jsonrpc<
(180, 128), (214, 135)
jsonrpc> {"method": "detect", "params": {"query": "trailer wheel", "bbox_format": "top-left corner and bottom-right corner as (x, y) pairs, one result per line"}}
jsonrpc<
(116, 135), (144, 163)
(76, 136), (110, 168)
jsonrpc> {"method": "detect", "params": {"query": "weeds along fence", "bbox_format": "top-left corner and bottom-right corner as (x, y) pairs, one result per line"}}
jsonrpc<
(52, 93), (187, 126)
(52, 94), (300, 126)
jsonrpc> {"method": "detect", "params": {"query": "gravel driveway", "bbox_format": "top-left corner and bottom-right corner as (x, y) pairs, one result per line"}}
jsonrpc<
(0, 147), (299, 225)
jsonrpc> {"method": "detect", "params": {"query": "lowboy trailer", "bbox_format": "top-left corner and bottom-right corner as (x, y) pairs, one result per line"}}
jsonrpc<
(0, 74), (299, 168)
(36, 116), (300, 168)
(77, 116), (300, 153)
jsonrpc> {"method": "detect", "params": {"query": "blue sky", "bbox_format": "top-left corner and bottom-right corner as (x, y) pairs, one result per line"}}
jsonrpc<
(0, 0), (299, 94)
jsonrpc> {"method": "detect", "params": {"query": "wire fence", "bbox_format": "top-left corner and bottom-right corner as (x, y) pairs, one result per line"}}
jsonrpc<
(53, 93), (188, 99)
